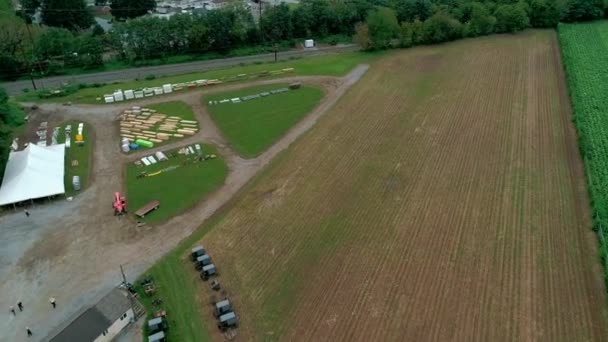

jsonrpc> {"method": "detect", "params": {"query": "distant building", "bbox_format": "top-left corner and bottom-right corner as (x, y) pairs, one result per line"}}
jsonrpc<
(49, 288), (137, 342)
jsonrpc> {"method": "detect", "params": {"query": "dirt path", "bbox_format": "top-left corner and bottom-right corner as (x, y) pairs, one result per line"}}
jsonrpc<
(0, 66), (368, 342)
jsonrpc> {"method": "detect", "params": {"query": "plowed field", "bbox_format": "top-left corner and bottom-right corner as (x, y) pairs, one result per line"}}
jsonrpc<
(198, 30), (608, 341)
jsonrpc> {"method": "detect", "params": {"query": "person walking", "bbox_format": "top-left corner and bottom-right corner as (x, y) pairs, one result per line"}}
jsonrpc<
(9, 306), (15, 316)
(26, 327), (32, 337)
(17, 302), (23, 311)
(24, 209), (30, 217)
(49, 297), (56, 309)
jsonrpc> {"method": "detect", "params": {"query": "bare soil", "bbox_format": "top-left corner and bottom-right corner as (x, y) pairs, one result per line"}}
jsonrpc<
(0, 70), (365, 342)
(198, 30), (608, 341)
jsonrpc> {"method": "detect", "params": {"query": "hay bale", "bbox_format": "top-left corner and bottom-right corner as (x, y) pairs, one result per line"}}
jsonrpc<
(149, 138), (162, 143)
(173, 133), (184, 138)
(180, 120), (198, 124)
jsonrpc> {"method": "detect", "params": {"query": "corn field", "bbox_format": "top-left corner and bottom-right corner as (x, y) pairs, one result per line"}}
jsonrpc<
(559, 21), (608, 278)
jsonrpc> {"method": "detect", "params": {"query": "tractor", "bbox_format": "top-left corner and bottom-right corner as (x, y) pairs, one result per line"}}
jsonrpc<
(113, 192), (127, 216)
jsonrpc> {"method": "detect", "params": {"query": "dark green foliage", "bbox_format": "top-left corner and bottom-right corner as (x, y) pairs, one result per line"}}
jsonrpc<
(0, 87), (25, 182)
(393, 0), (433, 22)
(366, 7), (400, 49)
(261, 3), (293, 42)
(92, 24), (105, 36)
(494, 3), (530, 33)
(563, 0), (604, 22)
(422, 11), (463, 43)
(528, 0), (562, 28)
(111, 0), (156, 20)
(41, 0), (94, 30)
(456, 2), (496, 37)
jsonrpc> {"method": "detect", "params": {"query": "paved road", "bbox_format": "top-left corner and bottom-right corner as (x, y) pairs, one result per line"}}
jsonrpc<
(2, 45), (358, 95)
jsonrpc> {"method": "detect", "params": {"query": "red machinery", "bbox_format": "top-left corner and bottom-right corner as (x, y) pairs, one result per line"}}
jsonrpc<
(113, 192), (127, 215)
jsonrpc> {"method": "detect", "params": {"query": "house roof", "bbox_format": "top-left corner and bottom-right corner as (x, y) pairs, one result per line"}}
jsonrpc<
(49, 288), (132, 342)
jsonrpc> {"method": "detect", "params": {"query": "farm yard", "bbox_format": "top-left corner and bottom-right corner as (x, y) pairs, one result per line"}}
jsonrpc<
(559, 21), (608, 277)
(5, 23), (608, 342)
(176, 30), (608, 340)
(205, 83), (324, 157)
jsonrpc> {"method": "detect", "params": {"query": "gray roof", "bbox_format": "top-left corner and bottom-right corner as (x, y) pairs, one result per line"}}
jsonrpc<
(49, 288), (132, 342)
(148, 317), (163, 326)
(219, 311), (236, 322)
(149, 331), (166, 342)
(216, 299), (230, 310)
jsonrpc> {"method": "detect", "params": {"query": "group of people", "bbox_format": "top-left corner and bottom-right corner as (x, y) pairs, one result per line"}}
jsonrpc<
(10, 297), (57, 337)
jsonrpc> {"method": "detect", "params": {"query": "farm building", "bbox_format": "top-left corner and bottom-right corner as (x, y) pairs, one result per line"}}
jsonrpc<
(48, 288), (136, 342)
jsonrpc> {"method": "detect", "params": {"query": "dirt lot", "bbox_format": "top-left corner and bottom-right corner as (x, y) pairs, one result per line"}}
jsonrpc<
(0, 71), (360, 342)
(199, 30), (608, 341)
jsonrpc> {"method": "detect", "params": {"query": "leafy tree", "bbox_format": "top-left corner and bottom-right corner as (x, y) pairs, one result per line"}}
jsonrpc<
(393, 0), (432, 22)
(400, 21), (414, 47)
(189, 19), (210, 53)
(261, 3), (293, 42)
(0, 19), (27, 80)
(494, 3), (530, 33)
(528, 0), (562, 27)
(366, 7), (400, 49)
(111, 0), (156, 20)
(459, 2), (496, 37)
(206, 9), (238, 52)
(562, 0), (604, 22)
(41, 0), (94, 30)
(353, 22), (373, 50)
(92, 24), (105, 36)
(422, 11), (462, 43)
(0, 87), (25, 182)
(76, 35), (104, 68)
(35, 28), (75, 61)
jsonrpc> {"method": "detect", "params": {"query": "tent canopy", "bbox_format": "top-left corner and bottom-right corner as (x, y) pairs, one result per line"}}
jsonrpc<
(0, 144), (65, 206)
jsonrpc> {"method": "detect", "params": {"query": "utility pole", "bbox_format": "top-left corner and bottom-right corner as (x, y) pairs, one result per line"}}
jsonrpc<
(120, 264), (136, 319)
(25, 23), (45, 79)
(18, 44), (36, 90)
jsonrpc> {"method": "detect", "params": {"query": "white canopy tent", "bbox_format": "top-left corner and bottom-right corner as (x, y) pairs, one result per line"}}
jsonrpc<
(0, 143), (65, 206)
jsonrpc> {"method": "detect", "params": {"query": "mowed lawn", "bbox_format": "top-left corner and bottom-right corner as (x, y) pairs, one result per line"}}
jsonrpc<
(126, 143), (227, 223)
(186, 30), (607, 341)
(148, 101), (197, 121)
(18, 52), (378, 104)
(57, 120), (93, 196)
(204, 84), (323, 157)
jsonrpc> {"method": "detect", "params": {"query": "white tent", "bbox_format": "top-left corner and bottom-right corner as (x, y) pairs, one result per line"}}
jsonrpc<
(0, 143), (65, 206)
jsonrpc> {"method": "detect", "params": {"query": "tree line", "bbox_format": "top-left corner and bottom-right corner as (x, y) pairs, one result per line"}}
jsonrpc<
(0, 0), (606, 81)
(0, 87), (25, 182)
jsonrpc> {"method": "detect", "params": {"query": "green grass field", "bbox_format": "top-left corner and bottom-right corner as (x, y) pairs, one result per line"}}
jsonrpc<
(147, 101), (197, 121)
(57, 121), (93, 196)
(126, 143), (227, 223)
(17, 52), (378, 104)
(205, 84), (323, 157)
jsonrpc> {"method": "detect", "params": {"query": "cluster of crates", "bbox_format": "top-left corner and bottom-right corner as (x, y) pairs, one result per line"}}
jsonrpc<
(191, 245), (239, 331)
(103, 80), (222, 103)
